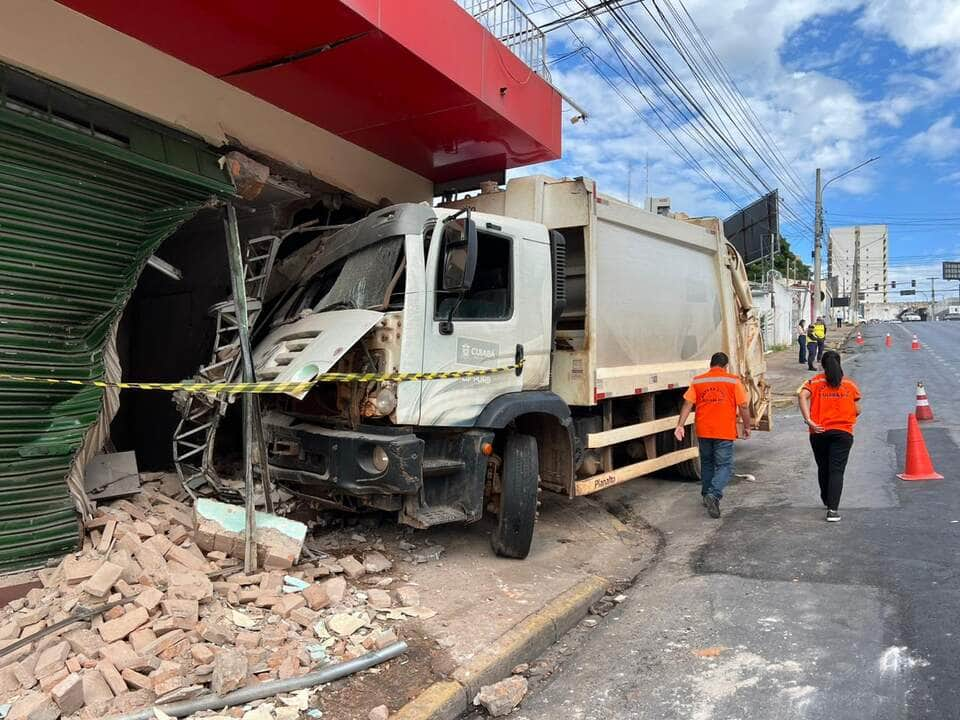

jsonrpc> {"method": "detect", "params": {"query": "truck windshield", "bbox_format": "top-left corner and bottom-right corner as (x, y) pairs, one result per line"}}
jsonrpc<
(285, 236), (403, 319)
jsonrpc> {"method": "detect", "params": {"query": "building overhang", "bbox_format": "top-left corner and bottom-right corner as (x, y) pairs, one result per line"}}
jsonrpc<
(58, 0), (563, 184)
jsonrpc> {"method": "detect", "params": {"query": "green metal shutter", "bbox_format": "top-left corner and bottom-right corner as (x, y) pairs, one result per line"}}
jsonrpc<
(0, 106), (234, 571)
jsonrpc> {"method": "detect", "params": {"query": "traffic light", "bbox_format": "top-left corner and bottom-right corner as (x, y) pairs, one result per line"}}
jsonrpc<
(891, 281), (897, 289)
(874, 284), (879, 291)
(912, 279), (916, 287)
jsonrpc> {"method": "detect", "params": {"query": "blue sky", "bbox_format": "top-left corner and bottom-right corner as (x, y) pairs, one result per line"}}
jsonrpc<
(512, 0), (960, 300)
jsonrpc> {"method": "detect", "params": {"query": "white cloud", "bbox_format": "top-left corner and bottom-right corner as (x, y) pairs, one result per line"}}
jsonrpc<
(517, 0), (960, 246)
(858, 0), (960, 52)
(905, 116), (960, 159)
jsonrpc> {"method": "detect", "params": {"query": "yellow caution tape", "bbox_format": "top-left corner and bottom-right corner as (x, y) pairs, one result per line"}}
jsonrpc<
(0, 361), (524, 395)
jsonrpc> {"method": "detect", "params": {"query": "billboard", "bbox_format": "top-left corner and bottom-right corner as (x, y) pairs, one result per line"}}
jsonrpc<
(943, 261), (960, 281)
(724, 190), (780, 265)
(832, 297), (850, 307)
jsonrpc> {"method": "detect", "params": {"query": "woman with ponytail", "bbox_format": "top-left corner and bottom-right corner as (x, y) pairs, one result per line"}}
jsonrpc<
(798, 350), (861, 521)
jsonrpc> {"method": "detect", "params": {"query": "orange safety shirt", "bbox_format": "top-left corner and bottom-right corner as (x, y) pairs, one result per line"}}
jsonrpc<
(801, 374), (861, 434)
(682, 367), (749, 441)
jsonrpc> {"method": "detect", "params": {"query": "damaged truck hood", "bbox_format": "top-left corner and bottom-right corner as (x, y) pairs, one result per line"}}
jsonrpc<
(254, 309), (385, 399)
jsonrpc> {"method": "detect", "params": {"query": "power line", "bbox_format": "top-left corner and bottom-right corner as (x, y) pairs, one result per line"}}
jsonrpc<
(575, 0), (814, 232)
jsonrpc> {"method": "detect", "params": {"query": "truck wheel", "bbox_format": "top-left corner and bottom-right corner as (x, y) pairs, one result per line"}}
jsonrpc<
(491, 433), (539, 559)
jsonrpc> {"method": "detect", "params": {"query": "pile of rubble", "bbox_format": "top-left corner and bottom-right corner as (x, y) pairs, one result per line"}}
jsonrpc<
(0, 483), (429, 720)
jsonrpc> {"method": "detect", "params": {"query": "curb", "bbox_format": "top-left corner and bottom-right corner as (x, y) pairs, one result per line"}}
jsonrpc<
(392, 575), (609, 720)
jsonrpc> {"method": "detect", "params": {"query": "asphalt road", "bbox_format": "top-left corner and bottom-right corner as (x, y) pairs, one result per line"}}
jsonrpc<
(508, 322), (959, 720)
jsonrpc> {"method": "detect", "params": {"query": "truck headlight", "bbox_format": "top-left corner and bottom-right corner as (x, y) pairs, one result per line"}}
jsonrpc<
(372, 446), (390, 472)
(374, 386), (397, 415)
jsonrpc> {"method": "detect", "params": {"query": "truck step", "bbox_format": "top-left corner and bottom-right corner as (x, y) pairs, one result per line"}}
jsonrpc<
(408, 505), (468, 525)
(421, 458), (466, 476)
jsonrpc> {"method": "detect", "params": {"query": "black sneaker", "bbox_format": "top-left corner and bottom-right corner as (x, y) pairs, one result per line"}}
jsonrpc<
(826, 509), (841, 522)
(705, 495), (721, 519)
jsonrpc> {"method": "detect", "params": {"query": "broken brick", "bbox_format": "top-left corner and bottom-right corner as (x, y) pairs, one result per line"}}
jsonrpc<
(64, 558), (101, 585)
(366, 589), (392, 609)
(82, 559), (124, 597)
(166, 545), (208, 572)
(51, 671), (85, 714)
(302, 583), (330, 611)
(38, 667), (69, 693)
(288, 606), (319, 628)
(141, 629), (185, 657)
(97, 607), (150, 644)
(393, 586), (421, 607)
(211, 649), (248, 695)
(134, 586), (164, 612)
(161, 598), (199, 625)
(128, 627), (157, 654)
(120, 668), (152, 691)
(82, 669), (115, 706)
(9, 692), (61, 720)
(190, 645), (215, 665)
(96, 660), (127, 696)
(167, 571), (213, 602)
(236, 631), (260, 650)
(337, 555), (365, 579)
(275, 594), (305, 618)
(322, 576), (348, 605)
(34, 641), (70, 679)
(64, 629), (103, 658)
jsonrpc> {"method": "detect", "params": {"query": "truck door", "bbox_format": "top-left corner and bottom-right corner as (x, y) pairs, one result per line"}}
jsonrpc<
(420, 220), (532, 426)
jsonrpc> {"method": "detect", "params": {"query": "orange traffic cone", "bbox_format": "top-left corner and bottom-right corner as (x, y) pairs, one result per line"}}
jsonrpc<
(911, 334), (920, 351)
(856, 331), (864, 345)
(897, 413), (943, 481)
(885, 333), (892, 348)
(915, 381), (934, 421)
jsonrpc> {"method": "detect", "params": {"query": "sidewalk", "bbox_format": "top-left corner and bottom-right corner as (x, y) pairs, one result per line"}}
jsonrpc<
(764, 324), (860, 406)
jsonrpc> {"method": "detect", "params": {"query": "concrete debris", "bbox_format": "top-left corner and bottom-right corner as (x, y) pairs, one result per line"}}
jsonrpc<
(473, 676), (529, 717)
(194, 498), (307, 570)
(363, 552), (393, 574)
(0, 483), (417, 718)
(83, 452), (141, 502)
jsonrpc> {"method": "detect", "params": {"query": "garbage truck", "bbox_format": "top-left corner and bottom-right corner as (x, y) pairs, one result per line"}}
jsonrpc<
(254, 175), (770, 558)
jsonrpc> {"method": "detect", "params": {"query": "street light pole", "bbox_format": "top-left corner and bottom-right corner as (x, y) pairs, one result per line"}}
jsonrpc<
(813, 168), (823, 320)
(813, 157), (881, 321)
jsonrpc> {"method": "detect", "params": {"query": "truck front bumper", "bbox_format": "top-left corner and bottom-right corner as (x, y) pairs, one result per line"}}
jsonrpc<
(263, 414), (423, 496)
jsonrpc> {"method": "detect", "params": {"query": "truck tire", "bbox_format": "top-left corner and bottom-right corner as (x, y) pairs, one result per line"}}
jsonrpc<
(491, 433), (539, 559)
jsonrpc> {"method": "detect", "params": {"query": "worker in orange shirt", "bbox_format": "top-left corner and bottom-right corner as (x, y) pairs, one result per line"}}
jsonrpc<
(798, 350), (861, 522)
(675, 352), (752, 519)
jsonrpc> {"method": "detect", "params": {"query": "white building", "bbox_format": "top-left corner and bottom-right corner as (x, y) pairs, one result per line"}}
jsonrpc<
(828, 225), (889, 308)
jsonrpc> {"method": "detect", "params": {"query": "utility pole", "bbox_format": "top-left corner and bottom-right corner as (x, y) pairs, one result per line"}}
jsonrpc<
(852, 225), (861, 323)
(645, 153), (650, 203)
(813, 168), (823, 319)
(929, 277), (937, 320)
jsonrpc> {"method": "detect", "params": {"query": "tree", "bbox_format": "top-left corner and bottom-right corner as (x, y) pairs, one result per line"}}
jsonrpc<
(746, 236), (810, 283)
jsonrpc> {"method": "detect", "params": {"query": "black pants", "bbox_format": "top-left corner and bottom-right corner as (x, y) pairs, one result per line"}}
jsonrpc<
(809, 430), (853, 511)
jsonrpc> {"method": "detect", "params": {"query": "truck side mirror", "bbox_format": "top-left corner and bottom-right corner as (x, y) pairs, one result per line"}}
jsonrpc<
(441, 217), (478, 293)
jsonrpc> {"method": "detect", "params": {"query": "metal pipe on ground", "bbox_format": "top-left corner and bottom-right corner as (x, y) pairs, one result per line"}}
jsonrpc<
(106, 642), (409, 720)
